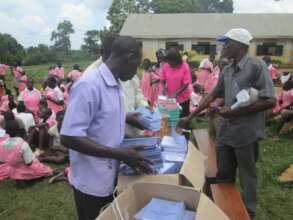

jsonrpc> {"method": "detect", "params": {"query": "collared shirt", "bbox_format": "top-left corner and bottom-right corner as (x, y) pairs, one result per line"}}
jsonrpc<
(212, 55), (275, 147)
(60, 63), (125, 197)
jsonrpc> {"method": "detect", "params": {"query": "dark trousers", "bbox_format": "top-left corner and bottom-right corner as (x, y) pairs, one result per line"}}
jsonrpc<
(180, 99), (190, 118)
(216, 142), (259, 217)
(73, 187), (113, 220)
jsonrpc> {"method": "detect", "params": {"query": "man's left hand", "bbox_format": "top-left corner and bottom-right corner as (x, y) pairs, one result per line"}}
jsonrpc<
(219, 106), (234, 118)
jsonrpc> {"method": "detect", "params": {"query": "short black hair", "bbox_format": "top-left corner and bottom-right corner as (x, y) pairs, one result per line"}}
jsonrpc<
(283, 80), (293, 91)
(56, 110), (65, 122)
(165, 48), (183, 66)
(17, 101), (26, 113)
(111, 36), (141, 58)
(142, 58), (152, 70)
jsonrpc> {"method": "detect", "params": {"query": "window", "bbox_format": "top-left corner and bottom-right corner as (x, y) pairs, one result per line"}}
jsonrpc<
(165, 42), (184, 50)
(192, 42), (216, 55)
(256, 43), (283, 56)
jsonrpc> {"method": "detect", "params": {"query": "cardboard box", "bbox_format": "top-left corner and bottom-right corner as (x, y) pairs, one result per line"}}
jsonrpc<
(117, 142), (206, 194)
(97, 183), (229, 220)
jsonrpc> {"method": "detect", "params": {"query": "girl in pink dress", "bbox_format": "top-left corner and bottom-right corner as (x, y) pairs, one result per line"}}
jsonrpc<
(43, 77), (64, 113)
(268, 64), (278, 84)
(140, 59), (152, 101)
(0, 64), (9, 76)
(67, 64), (82, 82)
(271, 81), (293, 116)
(54, 62), (65, 80)
(18, 79), (42, 120)
(196, 58), (214, 93)
(0, 116), (52, 186)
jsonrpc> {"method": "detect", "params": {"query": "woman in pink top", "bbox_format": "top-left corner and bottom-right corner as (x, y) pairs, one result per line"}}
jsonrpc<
(43, 77), (64, 113)
(67, 64), (82, 82)
(161, 48), (192, 117)
(18, 79), (42, 118)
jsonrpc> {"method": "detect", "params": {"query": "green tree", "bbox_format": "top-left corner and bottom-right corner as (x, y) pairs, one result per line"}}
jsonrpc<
(51, 20), (74, 56)
(82, 30), (101, 58)
(0, 33), (25, 65)
(151, 0), (233, 13)
(25, 44), (54, 65)
(107, 0), (151, 33)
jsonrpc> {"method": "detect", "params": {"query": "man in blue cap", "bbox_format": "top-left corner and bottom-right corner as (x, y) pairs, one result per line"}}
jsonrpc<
(179, 28), (276, 219)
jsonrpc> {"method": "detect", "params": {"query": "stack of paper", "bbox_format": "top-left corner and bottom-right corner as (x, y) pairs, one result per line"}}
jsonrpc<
(120, 137), (163, 175)
(157, 96), (181, 127)
(135, 107), (161, 131)
(135, 198), (196, 220)
(159, 135), (188, 174)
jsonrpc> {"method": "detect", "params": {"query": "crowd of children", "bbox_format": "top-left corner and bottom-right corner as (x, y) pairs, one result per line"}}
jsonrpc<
(0, 62), (82, 186)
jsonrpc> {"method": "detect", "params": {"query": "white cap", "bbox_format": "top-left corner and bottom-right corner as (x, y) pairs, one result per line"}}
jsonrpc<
(216, 28), (253, 46)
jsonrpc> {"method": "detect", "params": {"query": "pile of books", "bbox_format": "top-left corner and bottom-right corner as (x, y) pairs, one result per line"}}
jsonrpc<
(119, 137), (163, 175)
(157, 96), (181, 127)
(135, 197), (196, 220)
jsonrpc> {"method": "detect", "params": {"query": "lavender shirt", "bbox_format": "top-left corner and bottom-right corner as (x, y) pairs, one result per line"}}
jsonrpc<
(61, 63), (125, 197)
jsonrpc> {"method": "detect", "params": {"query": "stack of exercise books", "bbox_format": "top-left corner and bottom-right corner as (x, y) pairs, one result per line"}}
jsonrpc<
(157, 96), (181, 127)
(135, 197), (196, 220)
(119, 137), (163, 175)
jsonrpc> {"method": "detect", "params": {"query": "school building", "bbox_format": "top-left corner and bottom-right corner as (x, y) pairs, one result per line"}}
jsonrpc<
(120, 13), (293, 64)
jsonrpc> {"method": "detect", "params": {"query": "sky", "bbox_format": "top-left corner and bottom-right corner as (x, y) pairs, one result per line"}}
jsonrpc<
(0, 0), (293, 49)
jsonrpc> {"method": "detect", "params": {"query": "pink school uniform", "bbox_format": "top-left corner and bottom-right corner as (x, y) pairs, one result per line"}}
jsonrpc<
(0, 64), (9, 76)
(161, 62), (192, 104)
(18, 88), (42, 116)
(0, 95), (9, 112)
(273, 89), (293, 113)
(268, 64), (278, 81)
(13, 67), (23, 79)
(205, 66), (220, 94)
(43, 87), (64, 113)
(54, 67), (65, 79)
(18, 75), (28, 92)
(196, 59), (214, 92)
(140, 70), (152, 100)
(0, 135), (52, 180)
(0, 163), (10, 181)
(67, 70), (82, 82)
(149, 70), (163, 106)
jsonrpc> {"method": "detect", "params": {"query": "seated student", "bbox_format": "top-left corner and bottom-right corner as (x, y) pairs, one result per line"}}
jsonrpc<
(15, 102), (35, 135)
(270, 80), (293, 118)
(38, 110), (68, 164)
(268, 64), (279, 84)
(43, 77), (64, 113)
(28, 107), (56, 152)
(67, 64), (82, 83)
(18, 79), (42, 119)
(0, 113), (52, 187)
(189, 83), (204, 114)
(274, 109), (293, 137)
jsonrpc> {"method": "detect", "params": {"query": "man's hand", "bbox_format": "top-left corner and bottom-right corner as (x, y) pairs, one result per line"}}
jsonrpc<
(121, 145), (154, 174)
(177, 116), (192, 129)
(126, 112), (145, 130)
(218, 106), (234, 118)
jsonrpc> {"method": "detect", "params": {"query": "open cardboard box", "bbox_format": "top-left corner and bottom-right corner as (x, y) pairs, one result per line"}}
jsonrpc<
(97, 182), (229, 220)
(117, 142), (206, 194)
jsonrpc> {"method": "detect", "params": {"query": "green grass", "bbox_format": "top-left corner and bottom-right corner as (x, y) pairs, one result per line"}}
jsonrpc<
(0, 62), (292, 219)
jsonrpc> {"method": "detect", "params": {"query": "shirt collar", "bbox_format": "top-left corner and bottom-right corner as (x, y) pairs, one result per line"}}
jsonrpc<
(98, 63), (119, 87)
(236, 54), (249, 70)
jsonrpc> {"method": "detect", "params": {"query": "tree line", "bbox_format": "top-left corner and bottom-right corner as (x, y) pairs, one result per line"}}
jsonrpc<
(1, 0), (235, 66)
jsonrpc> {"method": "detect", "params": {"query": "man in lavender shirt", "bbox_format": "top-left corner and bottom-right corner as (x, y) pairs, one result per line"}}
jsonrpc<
(60, 36), (152, 220)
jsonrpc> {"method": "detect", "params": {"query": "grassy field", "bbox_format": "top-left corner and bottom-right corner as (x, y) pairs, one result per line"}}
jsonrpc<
(0, 63), (292, 220)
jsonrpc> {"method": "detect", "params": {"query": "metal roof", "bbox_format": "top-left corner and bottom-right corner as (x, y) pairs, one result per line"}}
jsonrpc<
(120, 13), (293, 39)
